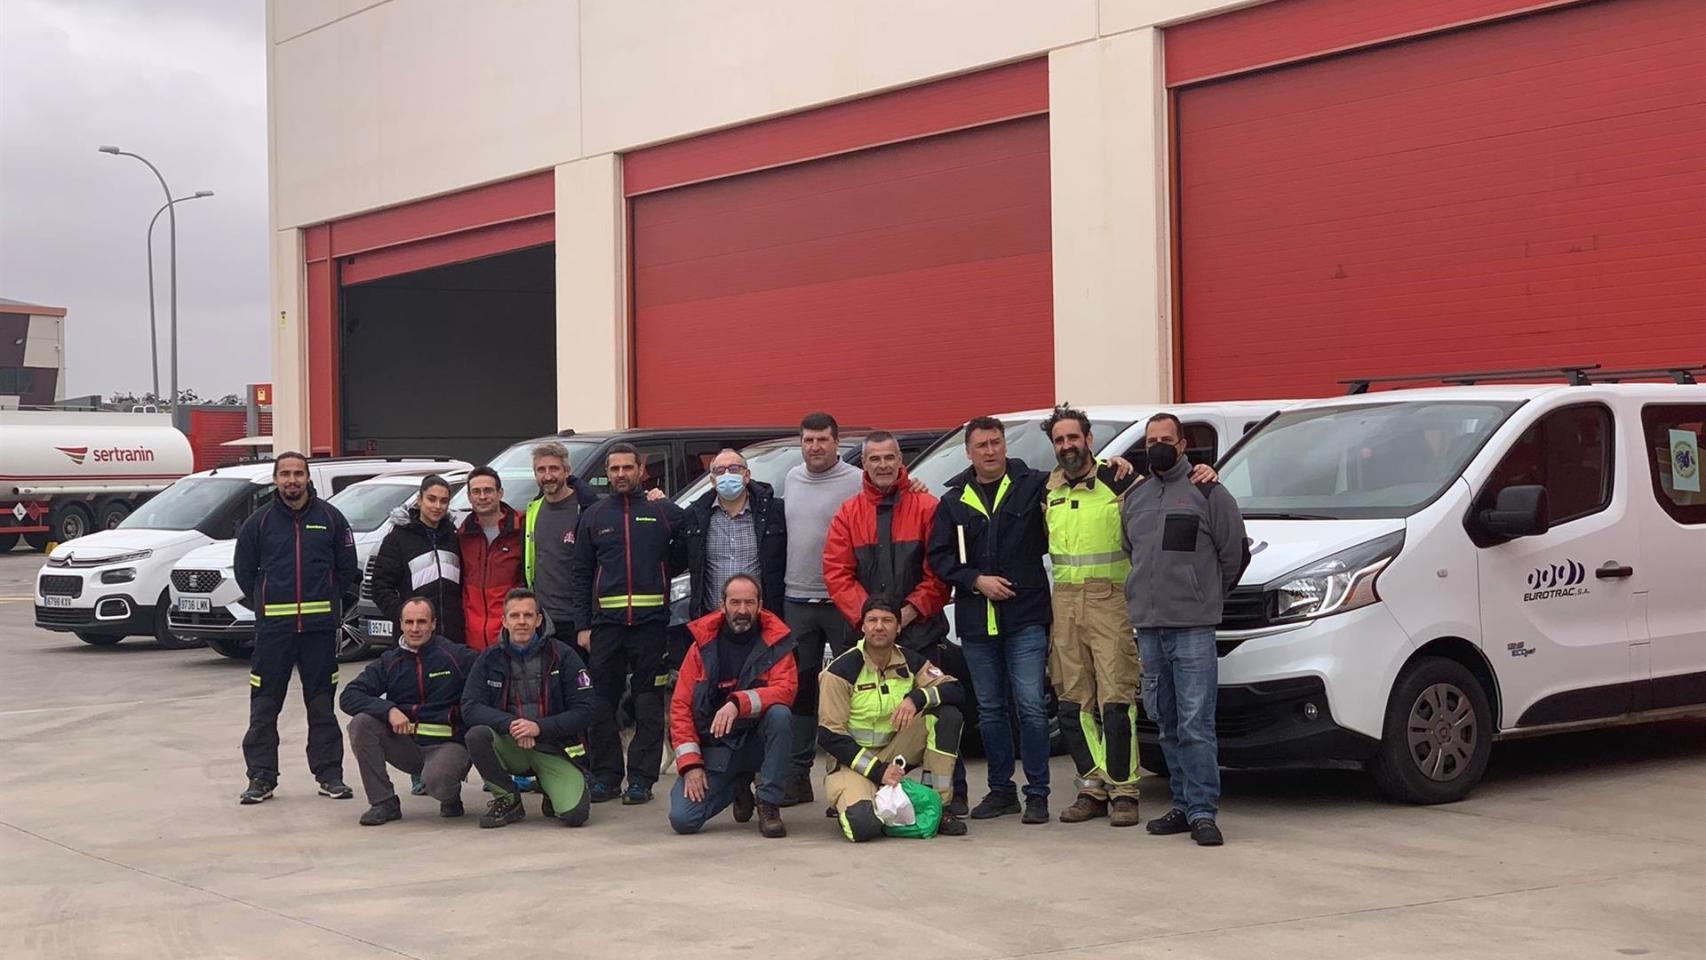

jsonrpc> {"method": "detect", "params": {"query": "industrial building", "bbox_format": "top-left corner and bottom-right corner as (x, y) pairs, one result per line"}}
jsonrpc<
(0, 298), (68, 408)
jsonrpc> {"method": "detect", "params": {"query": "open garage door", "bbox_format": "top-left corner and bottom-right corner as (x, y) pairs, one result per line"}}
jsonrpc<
(1174, 0), (1706, 401)
(339, 246), (555, 463)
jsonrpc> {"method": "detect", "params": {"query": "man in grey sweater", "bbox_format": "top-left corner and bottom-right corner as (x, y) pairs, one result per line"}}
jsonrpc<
(778, 412), (864, 805)
(1121, 412), (1246, 847)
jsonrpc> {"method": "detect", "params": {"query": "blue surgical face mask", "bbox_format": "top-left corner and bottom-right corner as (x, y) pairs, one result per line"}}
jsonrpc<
(715, 473), (746, 500)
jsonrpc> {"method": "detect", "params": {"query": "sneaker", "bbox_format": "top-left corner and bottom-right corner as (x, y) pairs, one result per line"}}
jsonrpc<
(1022, 797), (1049, 825)
(239, 778), (275, 805)
(1059, 794), (1108, 823)
(621, 782), (653, 805)
(440, 799), (465, 818)
(1191, 818), (1225, 846)
(1109, 797), (1142, 828)
(359, 797), (401, 826)
(969, 792), (1021, 819)
(732, 778), (756, 823)
(777, 772), (814, 807)
(757, 801), (787, 839)
(947, 792), (969, 818)
(1146, 808), (1191, 836)
(317, 779), (354, 800)
(410, 774), (427, 796)
(938, 815), (968, 837)
(479, 794), (525, 828)
(589, 781), (617, 804)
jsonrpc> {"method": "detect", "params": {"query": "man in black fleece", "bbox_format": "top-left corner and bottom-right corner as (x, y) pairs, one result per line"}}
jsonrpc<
(461, 588), (599, 828)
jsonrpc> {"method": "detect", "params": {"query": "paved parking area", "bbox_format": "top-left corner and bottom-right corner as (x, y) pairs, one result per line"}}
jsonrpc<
(1, 549), (1703, 959)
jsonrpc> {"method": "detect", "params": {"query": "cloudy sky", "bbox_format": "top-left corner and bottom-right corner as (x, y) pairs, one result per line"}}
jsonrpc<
(0, 0), (268, 400)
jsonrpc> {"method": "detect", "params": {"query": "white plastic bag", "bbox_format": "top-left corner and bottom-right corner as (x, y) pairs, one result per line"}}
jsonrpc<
(872, 759), (915, 826)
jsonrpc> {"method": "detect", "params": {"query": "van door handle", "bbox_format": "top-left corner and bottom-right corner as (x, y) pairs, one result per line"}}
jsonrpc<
(1595, 562), (1634, 580)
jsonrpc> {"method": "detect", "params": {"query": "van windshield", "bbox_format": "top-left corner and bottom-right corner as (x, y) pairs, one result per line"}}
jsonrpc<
(450, 438), (602, 513)
(1219, 400), (1519, 519)
(329, 482), (415, 533)
(121, 477), (259, 531)
(910, 418), (1129, 495)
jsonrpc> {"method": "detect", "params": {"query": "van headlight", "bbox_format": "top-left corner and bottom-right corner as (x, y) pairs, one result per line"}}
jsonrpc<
(101, 567), (138, 584)
(1267, 531), (1404, 624)
(669, 576), (690, 604)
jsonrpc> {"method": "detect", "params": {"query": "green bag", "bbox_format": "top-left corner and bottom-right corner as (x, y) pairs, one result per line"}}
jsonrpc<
(882, 778), (943, 839)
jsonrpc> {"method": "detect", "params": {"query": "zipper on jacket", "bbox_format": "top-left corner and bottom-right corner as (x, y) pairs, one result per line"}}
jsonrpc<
(294, 511), (304, 632)
(414, 653), (426, 722)
(623, 496), (634, 625)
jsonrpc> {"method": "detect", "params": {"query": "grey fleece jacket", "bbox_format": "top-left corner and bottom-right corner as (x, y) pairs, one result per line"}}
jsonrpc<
(1120, 456), (1246, 629)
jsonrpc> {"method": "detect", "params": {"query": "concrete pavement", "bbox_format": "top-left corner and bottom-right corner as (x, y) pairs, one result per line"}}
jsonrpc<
(1, 549), (1702, 959)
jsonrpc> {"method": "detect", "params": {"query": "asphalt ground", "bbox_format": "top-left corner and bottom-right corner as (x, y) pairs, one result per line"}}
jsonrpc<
(1, 548), (1703, 959)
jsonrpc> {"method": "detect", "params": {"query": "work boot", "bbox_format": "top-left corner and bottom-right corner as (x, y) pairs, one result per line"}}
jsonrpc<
(969, 792), (1021, 820)
(358, 796), (401, 826)
(238, 778), (275, 805)
(541, 795), (555, 818)
(938, 815), (968, 837)
(732, 777), (756, 823)
(317, 778), (354, 800)
(777, 772), (814, 807)
(947, 791), (969, 818)
(1191, 818), (1225, 847)
(588, 781), (617, 804)
(1022, 797), (1049, 825)
(479, 794), (525, 828)
(1109, 797), (1142, 828)
(757, 802), (787, 839)
(440, 799), (465, 818)
(1058, 794), (1108, 823)
(622, 782), (653, 805)
(824, 804), (838, 819)
(1146, 808), (1190, 836)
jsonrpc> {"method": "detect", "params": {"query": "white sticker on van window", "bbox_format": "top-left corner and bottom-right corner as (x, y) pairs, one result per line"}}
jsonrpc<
(1669, 429), (1700, 493)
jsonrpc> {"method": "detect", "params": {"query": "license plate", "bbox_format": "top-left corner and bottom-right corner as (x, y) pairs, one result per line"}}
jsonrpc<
(41, 595), (72, 608)
(177, 597), (212, 613)
(364, 618), (394, 637)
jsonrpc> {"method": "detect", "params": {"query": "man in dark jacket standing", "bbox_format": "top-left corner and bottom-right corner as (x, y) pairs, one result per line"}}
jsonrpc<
(1122, 412), (1246, 847)
(369, 474), (464, 644)
(668, 574), (797, 838)
(569, 443), (687, 805)
(233, 452), (361, 805)
(462, 588), (600, 828)
(681, 449), (786, 621)
(340, 596), (475, 824)
(928, 417), (1053, 825)
(458, 467), (525, 651)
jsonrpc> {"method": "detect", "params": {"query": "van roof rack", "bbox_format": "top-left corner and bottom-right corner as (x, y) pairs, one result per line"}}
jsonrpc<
(1339, 365), (1600, 395)
(1584, 365), (1705, 385)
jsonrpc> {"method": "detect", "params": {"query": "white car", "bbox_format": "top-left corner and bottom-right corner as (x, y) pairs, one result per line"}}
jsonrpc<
(1208, 373), (1706, 803)
(35, 456), (465, 649)
(169, 468), (469, 661)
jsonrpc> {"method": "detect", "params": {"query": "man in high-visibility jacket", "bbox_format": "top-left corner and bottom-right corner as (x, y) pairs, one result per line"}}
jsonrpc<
(522, 441), (600, 639)
(818, 595), (968, 841)
(1042, 406), (1212, 827)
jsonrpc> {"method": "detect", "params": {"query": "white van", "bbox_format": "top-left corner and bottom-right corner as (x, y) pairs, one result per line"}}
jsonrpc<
(34, 456), (464, 649)
(1206, 374), (1706, 803)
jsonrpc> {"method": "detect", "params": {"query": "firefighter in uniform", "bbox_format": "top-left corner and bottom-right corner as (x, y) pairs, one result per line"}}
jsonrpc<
(1042, 406), (1212, 826)
(818, 595), (969, 841)
(233, 451), (362, 805)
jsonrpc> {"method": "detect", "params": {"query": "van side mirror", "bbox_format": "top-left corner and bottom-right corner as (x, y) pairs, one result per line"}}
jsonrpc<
(1477, 485), (1550, 541)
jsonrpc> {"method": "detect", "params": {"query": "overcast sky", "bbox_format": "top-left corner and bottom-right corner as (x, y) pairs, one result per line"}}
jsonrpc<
(0, 0), (268, 400)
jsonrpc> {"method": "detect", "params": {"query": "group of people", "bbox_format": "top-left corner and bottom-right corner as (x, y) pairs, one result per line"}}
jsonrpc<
(232, 406), (1247, 846)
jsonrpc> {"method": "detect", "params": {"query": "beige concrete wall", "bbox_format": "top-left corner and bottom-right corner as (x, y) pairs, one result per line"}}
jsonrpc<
(553, 154), (627, 433)
(269, 229), (308, 452)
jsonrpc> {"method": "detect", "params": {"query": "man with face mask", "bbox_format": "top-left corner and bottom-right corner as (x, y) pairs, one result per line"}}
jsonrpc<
(667, 575), (797, 838)
(1120, 412), (1246, 847)
(340, 597), (475, 824)
(682, 449), (786, 621)
(369, 475), (465, 644)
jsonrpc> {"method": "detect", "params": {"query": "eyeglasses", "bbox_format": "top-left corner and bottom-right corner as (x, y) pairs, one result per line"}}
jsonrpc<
(709, 465), (747, 476)
(1144, 438), (1180, 447)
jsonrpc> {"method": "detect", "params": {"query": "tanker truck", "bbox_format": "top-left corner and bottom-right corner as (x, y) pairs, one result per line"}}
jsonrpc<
(0, 411), (194, 551)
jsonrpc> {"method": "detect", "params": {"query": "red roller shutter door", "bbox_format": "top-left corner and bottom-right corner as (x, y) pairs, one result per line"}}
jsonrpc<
(1176, 0), (1706, 401)
(630, 115), (1053, 428)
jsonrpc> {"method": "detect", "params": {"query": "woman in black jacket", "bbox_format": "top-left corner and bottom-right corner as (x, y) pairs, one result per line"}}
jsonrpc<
(369, 475), (465, 644)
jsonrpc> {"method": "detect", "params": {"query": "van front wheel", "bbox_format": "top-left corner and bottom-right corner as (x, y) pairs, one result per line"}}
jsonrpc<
(1369, 657), (1492, 805)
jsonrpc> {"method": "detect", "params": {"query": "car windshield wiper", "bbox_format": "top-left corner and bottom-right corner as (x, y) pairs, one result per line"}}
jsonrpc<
(1240, 511), (1337, 520)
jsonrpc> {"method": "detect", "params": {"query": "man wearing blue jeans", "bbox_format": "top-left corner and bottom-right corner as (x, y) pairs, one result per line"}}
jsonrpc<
(929, 417), (1056, 823)
(1122, 412), (1247, 847)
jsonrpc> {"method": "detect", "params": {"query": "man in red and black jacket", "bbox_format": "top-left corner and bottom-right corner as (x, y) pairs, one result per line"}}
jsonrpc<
(567, 443), (688, 805)
(457, 467), (526, 651)
(339, 597), (475, 825)
(667, 574), (797, 838)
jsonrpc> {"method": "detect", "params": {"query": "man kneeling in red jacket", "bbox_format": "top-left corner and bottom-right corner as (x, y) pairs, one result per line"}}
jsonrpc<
(668, 574), (797, 838)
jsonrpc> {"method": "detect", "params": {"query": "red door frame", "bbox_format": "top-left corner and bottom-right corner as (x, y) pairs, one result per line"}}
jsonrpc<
(301, 172), (554, 454)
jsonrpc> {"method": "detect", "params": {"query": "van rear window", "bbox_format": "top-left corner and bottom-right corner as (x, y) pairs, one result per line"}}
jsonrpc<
(1641, 404), (1706, 525)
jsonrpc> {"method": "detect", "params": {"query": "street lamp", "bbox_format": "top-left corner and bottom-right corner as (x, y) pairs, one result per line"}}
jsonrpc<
(99, 146), (191, 422)
(144, 191), (213, 402)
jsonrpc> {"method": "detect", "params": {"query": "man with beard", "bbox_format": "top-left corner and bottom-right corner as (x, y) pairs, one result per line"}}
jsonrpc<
(667, 574), (797, 838)
(523, 441), (600, 638)
(370, 474), (464, 643)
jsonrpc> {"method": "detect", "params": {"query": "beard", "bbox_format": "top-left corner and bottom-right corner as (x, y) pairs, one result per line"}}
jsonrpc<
(1057, 445), (1088, 471)
(728, 612), (755, 633)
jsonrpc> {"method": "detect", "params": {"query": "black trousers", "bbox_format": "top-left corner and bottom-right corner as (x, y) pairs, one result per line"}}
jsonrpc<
(585, 620), (669, 790)
(783, 599), (855, 774)
(243, 629), (343, 784)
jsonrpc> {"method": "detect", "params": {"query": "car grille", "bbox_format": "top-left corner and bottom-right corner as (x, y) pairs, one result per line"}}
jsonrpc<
(170, 608), (239, 628)
(39, 575), (83, 598)
(36, 606), (95, 626)
(171, 569), (223, 594)
(1217, 586), (1271, 632)
(360, 555), (376, 600)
